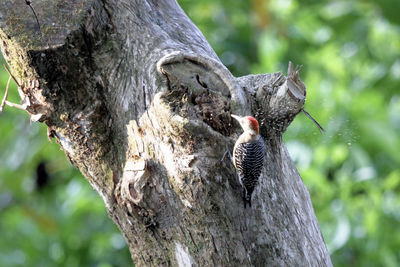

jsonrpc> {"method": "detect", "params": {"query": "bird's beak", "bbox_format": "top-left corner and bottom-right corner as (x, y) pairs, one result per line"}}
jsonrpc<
(231, 114), (241, 122)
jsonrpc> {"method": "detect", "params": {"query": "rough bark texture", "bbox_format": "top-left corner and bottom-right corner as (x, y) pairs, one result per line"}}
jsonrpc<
(0, 0), (332, 266)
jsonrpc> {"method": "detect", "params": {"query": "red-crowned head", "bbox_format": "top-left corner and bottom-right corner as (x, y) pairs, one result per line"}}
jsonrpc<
(246, 116), (259, 134)
(231, 114), (259, 135)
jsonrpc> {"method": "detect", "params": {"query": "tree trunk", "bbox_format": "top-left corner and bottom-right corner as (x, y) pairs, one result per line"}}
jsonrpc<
(0, 0), (332, 266)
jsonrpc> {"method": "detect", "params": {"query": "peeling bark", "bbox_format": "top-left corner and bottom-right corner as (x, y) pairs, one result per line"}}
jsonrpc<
(0, 0), (332, 266)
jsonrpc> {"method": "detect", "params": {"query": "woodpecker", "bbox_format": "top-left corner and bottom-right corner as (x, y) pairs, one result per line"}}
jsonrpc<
(231, 114), (265, 208)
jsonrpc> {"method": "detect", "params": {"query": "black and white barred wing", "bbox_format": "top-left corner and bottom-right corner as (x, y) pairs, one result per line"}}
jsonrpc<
(234, 137), (265, 194)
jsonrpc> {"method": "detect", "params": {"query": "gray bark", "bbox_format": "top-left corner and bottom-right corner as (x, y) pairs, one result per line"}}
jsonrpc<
(0, 0), (332, 266)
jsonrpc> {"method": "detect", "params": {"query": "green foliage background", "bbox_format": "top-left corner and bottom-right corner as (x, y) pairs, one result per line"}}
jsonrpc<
(1, 0), (399, 266)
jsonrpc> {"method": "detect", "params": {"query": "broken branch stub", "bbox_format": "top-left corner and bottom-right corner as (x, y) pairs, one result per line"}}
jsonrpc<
(236, 62), (306, 136)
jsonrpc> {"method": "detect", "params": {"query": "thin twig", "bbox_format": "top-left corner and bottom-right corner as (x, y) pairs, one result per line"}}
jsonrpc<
(3, 64), (20, 87)
(5, 100), (26, 111)
(1, 66), (26, 113)
(0, 76), (12, 114)
(25, 0), (41, 32)
(301, 108), (325, 133)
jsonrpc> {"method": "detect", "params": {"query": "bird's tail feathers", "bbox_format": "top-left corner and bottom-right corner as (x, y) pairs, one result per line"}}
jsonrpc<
(243, 188), (252, 208)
